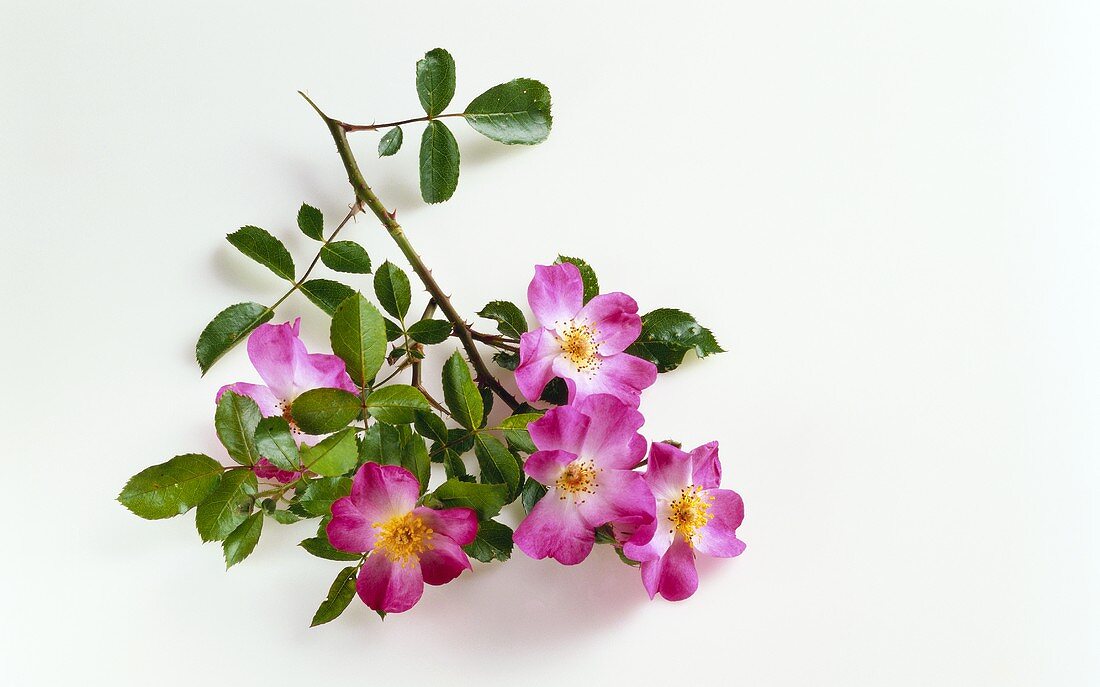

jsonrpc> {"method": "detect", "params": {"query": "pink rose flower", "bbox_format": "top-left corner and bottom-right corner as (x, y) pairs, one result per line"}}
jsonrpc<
(327, 463), (478, 614)
(624, 442), (745, 601)
(216, 318), (358, 446)
(514, 394), (655, 565)
(515, 263), (657, 408)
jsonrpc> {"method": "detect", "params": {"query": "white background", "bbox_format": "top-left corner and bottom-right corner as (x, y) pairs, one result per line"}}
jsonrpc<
(1, 1), (1097, 684)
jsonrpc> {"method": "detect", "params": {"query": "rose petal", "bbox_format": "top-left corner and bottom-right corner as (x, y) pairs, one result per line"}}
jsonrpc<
(528, 405), (588, 455)
(645, 442), (694, 500)
(690, 441), (722, 490)
(327, 496), (378, 553)
(348, 462), (420, 523)
(575, 292), (642, 355)
(246, 321), (305, 401)
(656, 536), (699, 602)
(356, 552), (424, 613)
(572, 394), (646, 469)
(694, 489), (746, 558)
(216, 382), (281, 417)
(418, 538), (473, 586)
(514, 489), (595, 565)
(523, 449), (578, 486)
(563, 351), (657, 408)
(515, 328), (562, 402)
(527, 263), (583, 330)
(575, 469), (655, 530)
(414, 506), (479, 546)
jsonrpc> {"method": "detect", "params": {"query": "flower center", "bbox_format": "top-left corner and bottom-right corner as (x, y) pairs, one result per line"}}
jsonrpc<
(278, 400), (302, 435)
(555, 459), (600, 501)
(558, 322), (600, 372)
(373, 512), (434, 565)
(667, 486), (714, 544)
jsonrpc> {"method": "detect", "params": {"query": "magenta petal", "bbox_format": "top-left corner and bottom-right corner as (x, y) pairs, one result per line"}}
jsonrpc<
(527, 263), (583, 329)
(348, 463), (419, 523)
(514, 490), (594, 565)
(645, 442), (694, 500)
(657, 536), (699, 601)
(639, 558), (661, 599)
(296, 353), (359, 394)
(575, 292), (642, 355)
(566, 351), (657, 408)
(356, 553), (424, 614)
(624, 520), (671, 564)
(216, 382), (281, 417)
(576, 469), (655, 529)
(694, 489), (746, 558)
(246, 321), (306, 401)
(523, 449), (577, 486)
(253, 458), (300, 483)
(418, 538), (473, 586)
(414, 506), (478, 546)
(573, 394), (646, 469)
(327, 496), (378, 553)
(528, 405), (589, 455)
(515, 328), (561, 402)
(690, 441), (722, 490)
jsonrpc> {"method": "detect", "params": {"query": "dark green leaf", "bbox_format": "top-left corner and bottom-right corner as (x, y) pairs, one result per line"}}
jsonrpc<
(407, 319), (452, 345)
(520, 477), (547, 515)
(445, 428), (475, 454)
(625, 308), (725, 372)
(378, 126), (403, 157)
(402, 432), (431, 494)
(443, 450), (472, 481)
(555, 256), (599, 303)
(226, 226), (295, 281)
(442, 351), (483, 429)
(413, 410), (449, 445)
(320, 241), (372, 274)
(615, 545), (641, 567)
(298, 203), (324, 240)
(214, 391), (262, 466)
(117, 454), (223, 520)
(463, 519), (513, 563)
(373, 261), (412, 320)
(499, 412), (543, 454)
(463, 78), (552, 145)
(477, 300), (527, 339)
(383, 317), (404, 342)
(493, 350), (519, 371)
(301, 428), (358, 477)
(365, 384), (430, 424)
(415, 48), (456, 117)
(296, 477), (352, 517)
(331, 293), (387, 388)
(291, 388), (361, 435)
(300, 279), (356, 317)
(419, 120), (460, 204)
(474, 434), (521, 499)
(428, 479), (509, 519)
(539, 377), (569, 405)
(267, 508), (302, 525)
(196, 302), (273, 374)
(361, 424), (429, 493)
(254, 417), (300, 472)
(300, 535), (361, 561)
(223, 512), (263, 568)
(195, 469), (257, 542)
(311, 566), (358, 627)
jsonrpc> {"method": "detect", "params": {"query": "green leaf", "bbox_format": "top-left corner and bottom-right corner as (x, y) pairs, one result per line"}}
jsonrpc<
(499, 412), (543, 454)
(300, 535), (361, 561)
(296, 477), (352, 517)
(625, 308), (725, 373)
(301, 428), (358, 477)
(493, 350), (519, 371)
(300, 279), (356, 317)
(473, 434), (521, 499)
(311, 566), (358, 627)
(298, 203), (324, 240)
(226, 226), (295, 281)
(254, 417), (300, 472)
(320, 241), (372, 274)
(214, 391), (262, 466)
(223, 512), (263, 568)
(195, 469), (257, 542)
(428, 479), (509, 519)
(373, 261), (412, 320)
(365, 384), (430, 424)
(413, 410), (449, 445)
(540, 377), (569, 405)
(407, 319), (452, 345)
(378, 126), (403, 157)
(117, 454), (223, 520)
(415, 47), (456, 117)
(291, 388), (361, 435)
(401, 432), (431, 494)
(477, 300), (527, 339)
(463, 519), (513, 563)
(383, 317), (404, 342)
(442, 352), (484, 430)
(331, 293), (387, 388)
(196, 302), (273, 374)
(555, 256), (599, 303)
(463, 78), (552, 145)
(267, 508), (302, 525)
(360, 424), (430, 493)
(419, 120), (460, 204)
(443, 450), (472, 481)
(520, 477), (547, 515)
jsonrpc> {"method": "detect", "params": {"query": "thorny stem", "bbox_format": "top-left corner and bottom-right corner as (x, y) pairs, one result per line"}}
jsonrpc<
(299, 91), (521, 411)
(410, 299), (438, 388)
(270, 202), (365, 311)
(467, 329), (519, 352)
(339, 112), (466, 132)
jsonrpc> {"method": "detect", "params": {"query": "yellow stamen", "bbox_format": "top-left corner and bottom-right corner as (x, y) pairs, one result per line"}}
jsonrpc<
(555, 459), (601, 503)
(373, 512), (434, 565)
(667, 486), (714, 545)
(558, 322), (600, 373)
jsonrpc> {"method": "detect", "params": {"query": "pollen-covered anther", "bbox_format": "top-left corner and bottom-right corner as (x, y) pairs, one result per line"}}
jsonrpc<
(373, 512), (435, 565)
(558, 322), (601, 373)
(555, 460), (600, 499)
(278, 401), (302, 435)
(667, 485), (714, 545)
